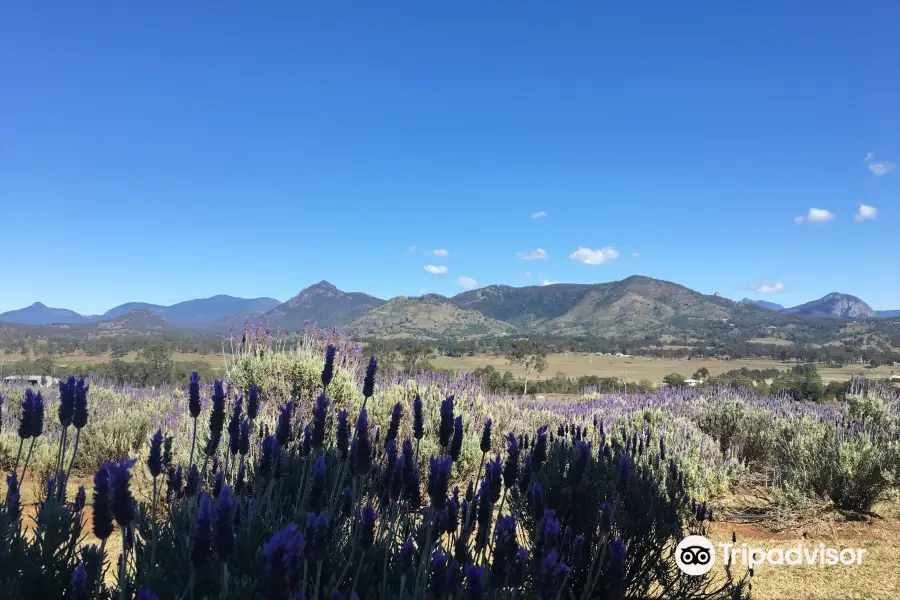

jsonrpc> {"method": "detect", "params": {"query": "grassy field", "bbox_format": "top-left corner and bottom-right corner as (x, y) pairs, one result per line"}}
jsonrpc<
(43, 350), (224, 367)
(430, 353), (899, 384)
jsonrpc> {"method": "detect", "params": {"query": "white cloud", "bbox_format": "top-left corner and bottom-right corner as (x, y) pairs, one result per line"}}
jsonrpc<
(424, 265), (448, 275)
(631, 252), (640, 258)
(855, 204), (877, 222)
(866, 152), (895, 176)
(793, 208), (835, 224)
(531, 211), (548, 219)
(433, 249), (449, 257)
(516, 248), (548, 260)
(749, 281), (785, 294)
(568, 246), (620, 265)
(456, 276), (478, 290)
(408, 245), (417, 253)
(524, 272), (531, 278)
(540, 280), (560, 286)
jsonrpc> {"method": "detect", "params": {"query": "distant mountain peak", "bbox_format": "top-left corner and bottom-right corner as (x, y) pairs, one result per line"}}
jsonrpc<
(740, 298), (785, 311)
(264, 282), (385, 330)
(785, 292), (875, 319)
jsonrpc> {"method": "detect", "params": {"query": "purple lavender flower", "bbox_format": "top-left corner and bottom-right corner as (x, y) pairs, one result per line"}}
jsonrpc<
(428, 455), (451, 510)
(109, 456), (137, 529)
(136, 588), (159, 600)
(191, 492), (214, 569)
(58, 376), (76, 428)
(239, 419), (250, 456)
(73, 379), (91, 417)
(309, 455), (327, 513)
(147, 428), (164, 478)
(336, 409), (350, 459)
(449, 416), (464, 462)
(5, 473), (20, 522)
(542, 509), (561, 555)
(189, 372), (202, 418)
(89, 463), (113, 541)
(185, 464), (200, 498)
(385, 402), (403, 447)
(503, 433), (520, 489)
(71, 562), (88, 600)
(363, 356), (377, 399)
(485, 457), (503, 503)
(264, 523), (306, 600)
(533, 425), (548, 471)
(247, 384), (259, 421)
(359, 502), (376, 551)
(214, 485), (237, 562)
(31, 390), (45, 438)
(400, 538), (415, 576)
(322, 344), (337, 390)
(568, 441), (589, 488)
(205, 380), (227, 457)
(276, 401), (294, 448)
(490, 515), (518, 584)
(228, 396), (243, 456)
(429, 548), (450, 598)
(312, 394), (329, 448)
(446, 487), (459, 534)
(260, 435), (278, 478)
(74, 485), (86, 511)
(167, 465), (183, 501)
(474, 481), (493, 551)
(617, 454), (630, 493)
(311, 512), (329, 562)
(350, 409), (371, 476)
(465, 564), (485, 600)
(480, 419), (493, 454)
(18, 389), (35, 439)
(439, 395), (455, 448)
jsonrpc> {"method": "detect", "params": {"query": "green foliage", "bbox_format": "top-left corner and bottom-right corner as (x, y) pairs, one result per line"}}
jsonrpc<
(662, 373), (686, 387)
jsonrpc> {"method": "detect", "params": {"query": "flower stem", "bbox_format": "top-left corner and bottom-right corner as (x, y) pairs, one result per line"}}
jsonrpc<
(64, 429), (81, 485)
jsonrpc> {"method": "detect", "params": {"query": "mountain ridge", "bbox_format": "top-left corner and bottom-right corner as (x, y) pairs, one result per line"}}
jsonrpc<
(783, 293), (876, 319)
(1, 280), (894, 343)
(740, 298), (786, 311)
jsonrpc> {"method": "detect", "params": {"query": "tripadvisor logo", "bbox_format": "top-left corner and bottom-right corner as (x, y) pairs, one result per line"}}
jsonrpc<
(675, 535), (716, 575)
(675, 535), (868, 575)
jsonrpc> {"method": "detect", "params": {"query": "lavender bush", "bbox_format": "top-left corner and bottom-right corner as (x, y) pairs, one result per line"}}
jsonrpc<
(1, 347), (754, 599)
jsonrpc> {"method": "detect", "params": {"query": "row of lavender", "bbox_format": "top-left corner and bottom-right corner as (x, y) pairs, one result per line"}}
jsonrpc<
(0, 343), (754, 599)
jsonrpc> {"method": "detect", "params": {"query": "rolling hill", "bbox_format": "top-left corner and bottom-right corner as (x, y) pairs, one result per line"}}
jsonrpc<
(449, 276), (820, 341)
(344, 294), (516, 340)
(100, 295), (282, 324)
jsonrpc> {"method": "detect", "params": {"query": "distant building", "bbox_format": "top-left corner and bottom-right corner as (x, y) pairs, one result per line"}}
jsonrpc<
(1, 375), (59, 387)
(683, 378), (702, 387)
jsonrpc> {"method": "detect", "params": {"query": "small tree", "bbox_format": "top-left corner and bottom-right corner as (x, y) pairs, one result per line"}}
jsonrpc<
(692, 367), (710, 380)
(505, 340), (548, 394)
(663, 373), (686, 387)
(399, 341), (433, 372)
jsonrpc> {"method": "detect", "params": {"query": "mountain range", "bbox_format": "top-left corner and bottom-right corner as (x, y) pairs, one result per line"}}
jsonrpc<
(1, 278), (897, 343)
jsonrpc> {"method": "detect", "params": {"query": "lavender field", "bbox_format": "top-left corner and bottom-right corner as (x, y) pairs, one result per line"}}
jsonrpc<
(1, 328), (898, 599)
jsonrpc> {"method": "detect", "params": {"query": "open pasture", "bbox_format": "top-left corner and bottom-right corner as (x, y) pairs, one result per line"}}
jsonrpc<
(430, 352), (898, 383)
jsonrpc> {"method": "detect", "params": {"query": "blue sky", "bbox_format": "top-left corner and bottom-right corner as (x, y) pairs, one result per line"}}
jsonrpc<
(1, 2), (898, 314)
